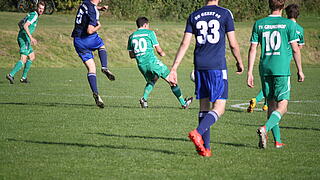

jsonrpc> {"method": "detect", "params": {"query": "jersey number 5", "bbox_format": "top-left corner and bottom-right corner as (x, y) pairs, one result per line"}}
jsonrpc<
(196, 20), (220, 44)
(76, 8), (84, 24)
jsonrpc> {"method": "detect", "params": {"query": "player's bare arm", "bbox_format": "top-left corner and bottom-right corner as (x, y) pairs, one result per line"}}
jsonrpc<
(23, 22), (37, 45)
(291, 41), (304, 82)
(155, 45), (165, 57)
(226, 31), (244, 74)
(247, 43), (258, 88)
(97, 5), (108, 11)
(87, 21), (101, 34)
(168, 32), (192, 85)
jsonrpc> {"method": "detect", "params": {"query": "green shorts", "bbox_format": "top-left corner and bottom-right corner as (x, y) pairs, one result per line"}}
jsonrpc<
(17, 33), (33, 56)
(261, 76), (291, 101)
(138, 59), (170, 83)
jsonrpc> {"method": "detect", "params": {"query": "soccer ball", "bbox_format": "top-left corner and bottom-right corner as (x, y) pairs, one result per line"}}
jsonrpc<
(190, 70), (195, 82)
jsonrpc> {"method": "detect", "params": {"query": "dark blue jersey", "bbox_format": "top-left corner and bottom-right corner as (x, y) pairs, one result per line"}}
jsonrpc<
(71, 1), (99, 37)
(185, 5), (235, 70)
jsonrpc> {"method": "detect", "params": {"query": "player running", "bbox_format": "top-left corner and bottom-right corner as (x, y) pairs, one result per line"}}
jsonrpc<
(168, 0), (244, 156)
(247, 0), (304, 149)
(5, 1), (45, 84)
(247, 3), (304, 113)
(71, 0), (115, 108)
(127, 17), (193, 109)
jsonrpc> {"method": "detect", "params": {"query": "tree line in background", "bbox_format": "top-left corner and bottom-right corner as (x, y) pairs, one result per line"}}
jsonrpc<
(0, 0), (319, 21)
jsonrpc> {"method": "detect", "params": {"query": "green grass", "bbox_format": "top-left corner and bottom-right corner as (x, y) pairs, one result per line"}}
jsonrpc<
(0, 11), (320, 179)
(0, 12), (319, 68)
(0, 65), (320, 179)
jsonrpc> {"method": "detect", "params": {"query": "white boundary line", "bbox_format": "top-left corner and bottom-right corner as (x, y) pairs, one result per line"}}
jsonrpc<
(231, 102), (320, 117)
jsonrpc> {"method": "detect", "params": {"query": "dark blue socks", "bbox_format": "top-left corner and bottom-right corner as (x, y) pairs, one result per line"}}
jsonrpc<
(87, 73), (98, 94)
(197, 111), (219, 148)
(98, 48), (108, 68)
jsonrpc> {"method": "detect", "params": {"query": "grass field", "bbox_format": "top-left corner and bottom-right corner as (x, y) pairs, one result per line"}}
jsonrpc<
(1, 65), (320, 179)
(0, 11), (320, 179)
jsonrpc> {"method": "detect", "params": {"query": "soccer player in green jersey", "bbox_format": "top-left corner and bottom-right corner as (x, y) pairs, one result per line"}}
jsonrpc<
(6, 2), (45, 84)
(247, 3), (305, 114)
(247, 0), (304, 149)
(127, 17), (193, 108)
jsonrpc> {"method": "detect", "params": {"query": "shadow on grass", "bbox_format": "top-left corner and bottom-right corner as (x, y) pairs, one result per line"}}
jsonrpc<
(239, 123), (320, 131)
(0, 102), (189, 110)
(90, 132), (256, 148)
(6, 138), (178, 155)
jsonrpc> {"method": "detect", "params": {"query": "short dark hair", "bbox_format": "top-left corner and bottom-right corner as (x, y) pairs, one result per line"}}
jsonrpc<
(269, 0), (285, 11)
(37, 1), (46, 7)
(136, 17), (149, 28)
(285, 4), (300, 19)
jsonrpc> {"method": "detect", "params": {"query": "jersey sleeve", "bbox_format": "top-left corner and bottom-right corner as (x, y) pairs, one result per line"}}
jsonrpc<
(185, 15), (194, 34)
(26, 12), (38, 24)
(225, 9), (235, 32)
(288, 21), (299, 44)
(250, 21), (259, 44)
(150, 31), (159, 47)
(297, 26), (305, 45)
(87, 5), (98, 26)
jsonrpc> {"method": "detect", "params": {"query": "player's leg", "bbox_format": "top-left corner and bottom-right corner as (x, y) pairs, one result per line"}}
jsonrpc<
(6, 55), (27, 84)
(140, 77), (157, 108)
(162, 67), (193, 108)
(84, 59), (104, 108)
(98, 45), (115, 81)
(20, 52), (35, 83)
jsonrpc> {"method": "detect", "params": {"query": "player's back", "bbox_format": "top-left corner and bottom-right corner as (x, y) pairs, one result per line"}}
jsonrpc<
(186, 5), (235, 70)
(252, 16), (298, 76)
(128, 29), (159, 65)
(71, 1), (99, 37)
(18, 11), (39, 35)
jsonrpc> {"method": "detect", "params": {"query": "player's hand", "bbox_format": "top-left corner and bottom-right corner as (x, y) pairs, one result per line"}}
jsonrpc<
(297, 71), (305, 82)
(100, 5), (108, 11)
(30, 37), (37, 45)
(160, 51), (166, 57)
(247, 73), (254, 88)
(168, 70), (178, 86)
(236, 62), (244, 75)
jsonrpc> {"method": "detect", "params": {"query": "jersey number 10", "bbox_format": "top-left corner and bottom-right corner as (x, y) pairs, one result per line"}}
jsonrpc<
(263, 31), (281, 51)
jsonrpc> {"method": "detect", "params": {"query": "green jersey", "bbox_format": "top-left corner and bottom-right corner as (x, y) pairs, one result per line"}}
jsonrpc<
(288, 22), (305, 58)
(250, 15), (299, 76)
(18, 11), (39, 35)
(127, 29), (159, 66)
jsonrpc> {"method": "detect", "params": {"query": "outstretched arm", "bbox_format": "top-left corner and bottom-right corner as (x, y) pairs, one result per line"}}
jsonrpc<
(168, 32), (192, 85)
(247, 43), (258, 88)
(226, 31), (244, 74)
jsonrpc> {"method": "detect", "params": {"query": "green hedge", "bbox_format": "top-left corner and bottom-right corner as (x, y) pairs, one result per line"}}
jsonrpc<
(0, 0), (319, 21)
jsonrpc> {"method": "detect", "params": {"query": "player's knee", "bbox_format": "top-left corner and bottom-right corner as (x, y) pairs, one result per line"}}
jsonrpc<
(99, 47), (106, 51)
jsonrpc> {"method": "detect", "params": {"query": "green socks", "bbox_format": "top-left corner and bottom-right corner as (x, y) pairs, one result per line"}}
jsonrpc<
(143, 82), (155, 100)
(255, 90), (265, 102)
(266, 111), (282, 131)
(22, 60), (33, 79)
(265, 110), (282, 143)
(9, 60), (24, 77)
(271, 125), (282, 143)
(171, 85), (185, 106)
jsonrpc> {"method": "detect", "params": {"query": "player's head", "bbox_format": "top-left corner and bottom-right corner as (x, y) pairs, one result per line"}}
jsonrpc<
(285, 4), (300, 19)
(136, 17), (149, 28)
(269, 0), (286, 11)
(37, 1), (45, 15)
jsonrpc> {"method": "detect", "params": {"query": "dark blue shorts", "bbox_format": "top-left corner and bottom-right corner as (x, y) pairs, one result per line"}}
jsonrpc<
(73, 34), (104, 62)
(195, 70), (228, 102)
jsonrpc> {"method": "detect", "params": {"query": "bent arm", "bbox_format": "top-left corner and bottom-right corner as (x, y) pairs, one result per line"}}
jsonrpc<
(87, 21), (101, 35)
(128, 51), (135, 59)
(155, 45), (165, 57)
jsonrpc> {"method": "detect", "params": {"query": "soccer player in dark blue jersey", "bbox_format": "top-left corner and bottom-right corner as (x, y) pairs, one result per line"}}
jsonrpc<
(169, 0), (244, 156)
(71, 0), (115, 108)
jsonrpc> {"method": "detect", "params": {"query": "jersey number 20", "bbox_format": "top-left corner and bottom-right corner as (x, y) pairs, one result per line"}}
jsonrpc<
(132, 38), (147, 53)
(196, 20), (220, 44)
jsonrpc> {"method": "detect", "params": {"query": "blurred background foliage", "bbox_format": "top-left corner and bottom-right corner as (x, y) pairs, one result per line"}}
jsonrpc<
(0, 0), (319, 21)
